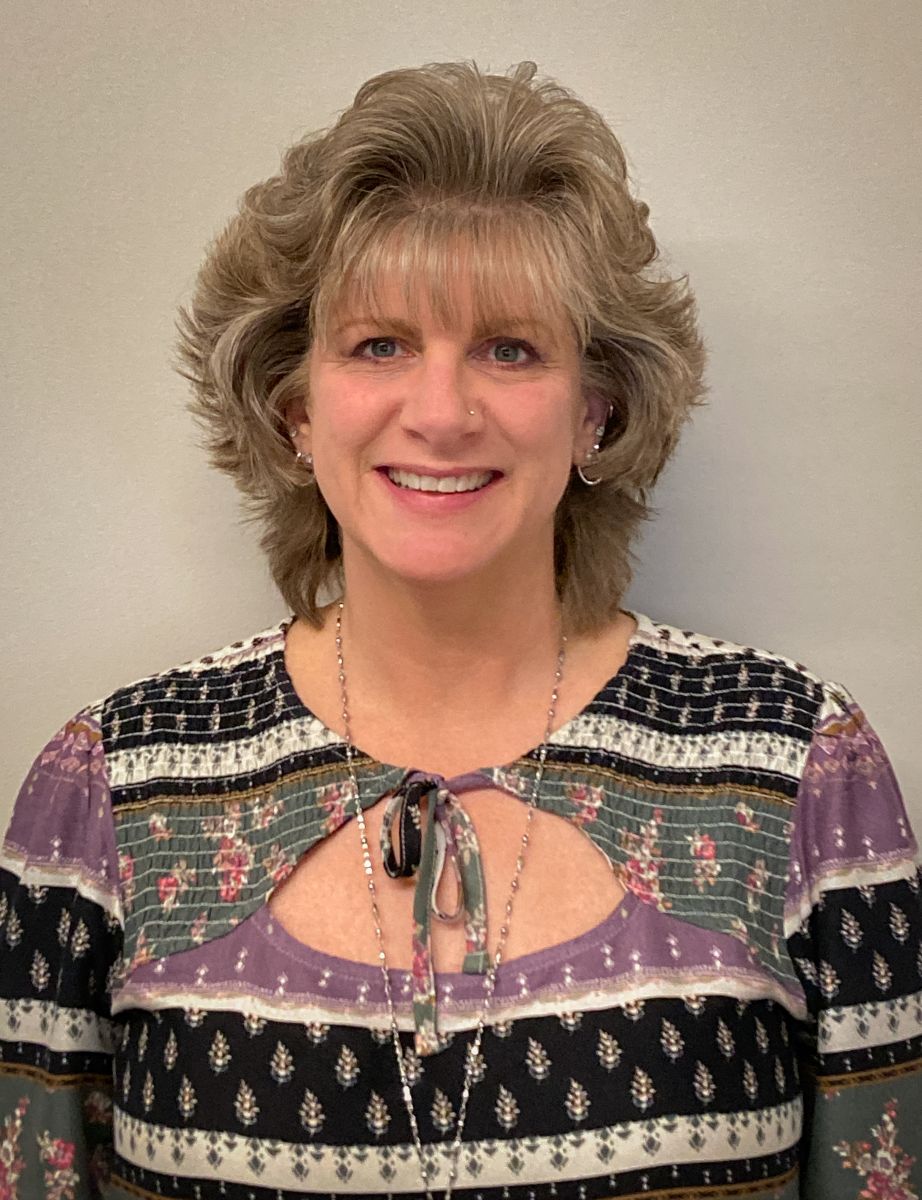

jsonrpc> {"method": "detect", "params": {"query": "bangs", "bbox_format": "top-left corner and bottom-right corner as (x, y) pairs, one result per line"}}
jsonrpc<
(312, 204), (591, 350)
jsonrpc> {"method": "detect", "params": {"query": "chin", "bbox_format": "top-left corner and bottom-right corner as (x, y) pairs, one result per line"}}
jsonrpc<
(354, 539), (504, 589)
(344, 523), (539, 589)
(386, 557), (497, 588)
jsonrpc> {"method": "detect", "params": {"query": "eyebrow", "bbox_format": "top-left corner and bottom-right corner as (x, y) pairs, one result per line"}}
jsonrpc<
(332, 316), (561, 343)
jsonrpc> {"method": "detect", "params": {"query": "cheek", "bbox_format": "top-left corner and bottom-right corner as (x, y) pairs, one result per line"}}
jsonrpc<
(514, 399), (578, 458)
(506, 416), (577, 503)
(311, 390), (384, 455)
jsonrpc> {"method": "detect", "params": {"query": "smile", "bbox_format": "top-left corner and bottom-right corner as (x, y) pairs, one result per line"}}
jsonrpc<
(385, 468), (494, 493)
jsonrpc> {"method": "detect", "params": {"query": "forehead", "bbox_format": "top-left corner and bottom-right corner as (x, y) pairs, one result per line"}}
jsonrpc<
(328, 278), (568, 345)
(313, 218), (579, 346)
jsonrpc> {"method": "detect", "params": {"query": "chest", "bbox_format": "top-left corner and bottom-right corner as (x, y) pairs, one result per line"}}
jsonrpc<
(268, 786), (624, 973)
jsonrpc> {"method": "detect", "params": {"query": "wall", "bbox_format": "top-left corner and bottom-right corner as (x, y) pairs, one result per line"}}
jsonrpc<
(2, 0), (919, 826)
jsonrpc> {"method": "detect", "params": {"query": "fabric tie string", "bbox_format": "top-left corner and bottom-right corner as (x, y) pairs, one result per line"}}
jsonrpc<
(379, 769), (491, 1055)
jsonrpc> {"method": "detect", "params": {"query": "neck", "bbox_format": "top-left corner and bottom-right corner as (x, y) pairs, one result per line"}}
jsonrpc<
(336, 542), (565, 717)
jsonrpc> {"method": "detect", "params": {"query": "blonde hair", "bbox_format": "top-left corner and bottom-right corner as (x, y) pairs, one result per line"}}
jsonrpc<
(174, 60), (707, 635)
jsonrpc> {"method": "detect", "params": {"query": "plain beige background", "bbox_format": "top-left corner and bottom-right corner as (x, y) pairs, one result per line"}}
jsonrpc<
(2, 0), (919, 830)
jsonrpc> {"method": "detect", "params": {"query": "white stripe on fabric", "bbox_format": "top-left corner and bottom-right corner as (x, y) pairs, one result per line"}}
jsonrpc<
(113, 1097), (802, 1194)
(0, 848), (123, 923)
(0, 997), (116, 1054)
(818, 990), (922, 1054)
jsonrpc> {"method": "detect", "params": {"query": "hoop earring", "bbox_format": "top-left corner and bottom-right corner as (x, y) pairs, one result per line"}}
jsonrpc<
(576, 418), (607, 487)
(576, 463), (603, 487)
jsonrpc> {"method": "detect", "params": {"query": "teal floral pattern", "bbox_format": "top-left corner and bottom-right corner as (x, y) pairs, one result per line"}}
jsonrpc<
(0, 1097), (29, 1199)
(37, 1131), (79, 1200)
(0, 1099), (80, 1200)
(835, 1099), (918, 1200)
(617, 807), (672, 910)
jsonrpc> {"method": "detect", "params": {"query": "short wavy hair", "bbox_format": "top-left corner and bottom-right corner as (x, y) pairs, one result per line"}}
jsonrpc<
(174, 60), (707, 636)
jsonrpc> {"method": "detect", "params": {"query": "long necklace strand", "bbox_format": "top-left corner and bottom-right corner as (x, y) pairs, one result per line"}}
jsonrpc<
(335, 599), (566, 1200)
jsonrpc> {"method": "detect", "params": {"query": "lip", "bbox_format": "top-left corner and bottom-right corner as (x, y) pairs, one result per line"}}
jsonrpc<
(378, 465), (502, 479)
(376, 466), (502, 512)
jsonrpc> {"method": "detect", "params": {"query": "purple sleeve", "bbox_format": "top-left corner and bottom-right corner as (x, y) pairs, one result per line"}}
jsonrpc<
(785, 684), (922, 1197)
(0, 709), (123, 1197)
(785, 683), (916, 933)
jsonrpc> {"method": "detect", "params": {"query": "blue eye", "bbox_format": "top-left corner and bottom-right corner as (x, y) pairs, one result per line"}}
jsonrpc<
(358, 338), (399, 359)
(489, 340), (537, 366)
(351, 336), (539, 365)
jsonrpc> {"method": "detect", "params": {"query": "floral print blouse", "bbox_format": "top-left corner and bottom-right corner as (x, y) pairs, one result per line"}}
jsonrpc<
(1, 610), (920, 1199)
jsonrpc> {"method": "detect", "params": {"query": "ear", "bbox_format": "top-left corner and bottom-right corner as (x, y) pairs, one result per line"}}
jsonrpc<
(573, 391), (611, 462)
(284, 399), (311, 451)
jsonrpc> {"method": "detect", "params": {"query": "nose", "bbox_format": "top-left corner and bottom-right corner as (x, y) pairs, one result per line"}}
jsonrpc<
(397, 349), (481, 445)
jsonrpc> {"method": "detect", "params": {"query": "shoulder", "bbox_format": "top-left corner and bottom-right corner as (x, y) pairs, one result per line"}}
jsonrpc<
(626, 609), (848, 745)
(4, 616), (298, 909)
(613, 610), (912, 866)
(628, 609), (915, 890)
(629, 608), (831, 693)
(628, 611), (895, 778)
(95, 616), (298, 795)
(99, 615), (292, 736)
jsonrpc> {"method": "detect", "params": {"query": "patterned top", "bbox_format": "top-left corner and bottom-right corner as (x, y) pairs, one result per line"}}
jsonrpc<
(2, 609), (921, 1200)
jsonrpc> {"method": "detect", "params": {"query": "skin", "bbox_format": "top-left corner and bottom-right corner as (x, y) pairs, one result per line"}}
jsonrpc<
(274, 268), (632, 970)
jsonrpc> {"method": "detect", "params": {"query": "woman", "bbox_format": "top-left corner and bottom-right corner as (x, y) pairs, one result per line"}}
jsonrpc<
(1, 60), (919, 1200)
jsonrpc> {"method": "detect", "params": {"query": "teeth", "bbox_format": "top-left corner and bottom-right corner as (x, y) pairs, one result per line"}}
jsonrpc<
(387, 469), (493, 493)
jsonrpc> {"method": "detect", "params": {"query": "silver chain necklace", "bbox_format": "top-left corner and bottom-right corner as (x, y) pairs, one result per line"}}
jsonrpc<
(334, 599), (567, 1200)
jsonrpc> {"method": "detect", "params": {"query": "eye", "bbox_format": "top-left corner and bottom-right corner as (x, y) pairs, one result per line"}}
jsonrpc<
(485, 339), (540, 367)
(353, 337), (405, 360)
